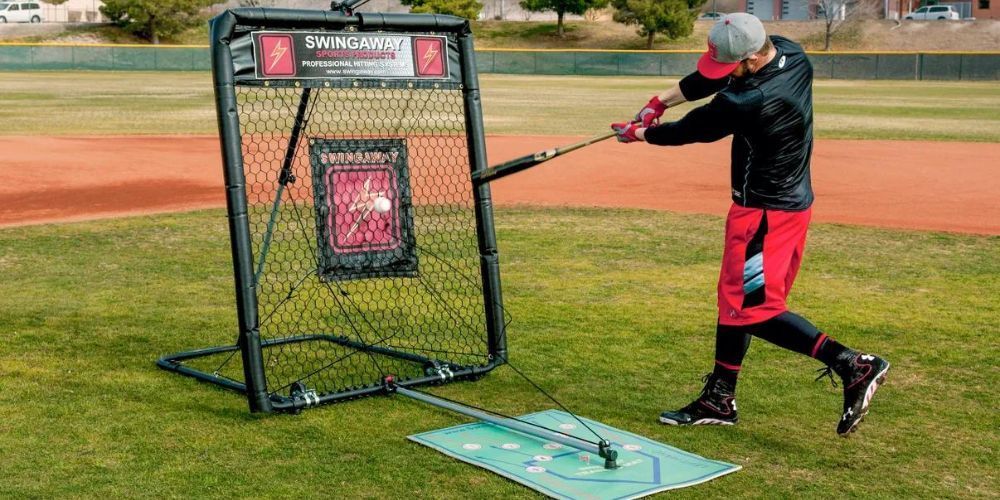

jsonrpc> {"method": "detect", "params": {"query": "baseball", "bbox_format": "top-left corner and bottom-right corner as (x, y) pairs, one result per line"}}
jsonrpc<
(373, 196), (392, 214)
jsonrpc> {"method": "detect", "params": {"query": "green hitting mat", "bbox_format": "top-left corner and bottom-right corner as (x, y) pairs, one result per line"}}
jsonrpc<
(409, 410), (740, 499)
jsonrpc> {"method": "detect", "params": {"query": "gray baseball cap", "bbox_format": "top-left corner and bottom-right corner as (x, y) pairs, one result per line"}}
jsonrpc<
(697, 13), (767, 79)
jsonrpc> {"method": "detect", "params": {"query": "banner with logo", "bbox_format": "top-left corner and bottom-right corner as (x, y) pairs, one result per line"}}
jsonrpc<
(250, 31), (451, 80)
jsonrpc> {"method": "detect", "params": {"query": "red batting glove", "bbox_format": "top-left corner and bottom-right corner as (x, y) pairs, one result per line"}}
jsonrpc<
(611, 121), (641, 143)
(634, 96), (667, 128)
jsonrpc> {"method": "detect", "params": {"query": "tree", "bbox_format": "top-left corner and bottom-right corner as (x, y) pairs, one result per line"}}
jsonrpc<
(583, 5), (606, 21)
(811, 0), (878, 50)
(519, 0), (609, 37)
(41, 0), (69, 4)
(100, 0), (214, 44)
(401, 0), (483, 19)
(611, 0), (701, 49)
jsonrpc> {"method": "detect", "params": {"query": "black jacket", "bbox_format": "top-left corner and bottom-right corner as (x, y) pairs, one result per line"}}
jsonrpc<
(644, 36), (815, 211)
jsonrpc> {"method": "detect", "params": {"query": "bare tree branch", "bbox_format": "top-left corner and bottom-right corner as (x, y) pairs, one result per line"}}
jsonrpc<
(810, 0), (878, 50)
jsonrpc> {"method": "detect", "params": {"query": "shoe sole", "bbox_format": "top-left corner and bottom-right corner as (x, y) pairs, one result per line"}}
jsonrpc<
(659, 416), (736, 426)
(839, 362), (890, 437)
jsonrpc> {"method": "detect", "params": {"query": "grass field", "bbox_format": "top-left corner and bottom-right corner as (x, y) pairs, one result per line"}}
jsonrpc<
(0, 209), (996, 498)
(1, 72), (999, 142)
(0, 69), (997, 497)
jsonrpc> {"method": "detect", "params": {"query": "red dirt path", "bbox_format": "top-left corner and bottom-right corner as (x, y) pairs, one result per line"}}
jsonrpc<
(1, 135), (997, 234)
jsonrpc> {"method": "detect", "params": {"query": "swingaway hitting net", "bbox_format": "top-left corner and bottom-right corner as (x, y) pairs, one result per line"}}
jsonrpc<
(157, 7), (507, 414)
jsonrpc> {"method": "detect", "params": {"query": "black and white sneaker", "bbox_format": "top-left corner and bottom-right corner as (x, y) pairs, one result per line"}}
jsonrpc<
(659, 374), (738, 426)
(824, 352), (890, 436)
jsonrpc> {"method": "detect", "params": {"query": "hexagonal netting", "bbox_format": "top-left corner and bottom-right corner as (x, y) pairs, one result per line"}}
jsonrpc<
(239, 83), (491, 398)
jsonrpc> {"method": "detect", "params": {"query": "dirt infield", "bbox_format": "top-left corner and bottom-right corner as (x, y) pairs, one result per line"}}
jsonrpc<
(1, 135), (997, 234)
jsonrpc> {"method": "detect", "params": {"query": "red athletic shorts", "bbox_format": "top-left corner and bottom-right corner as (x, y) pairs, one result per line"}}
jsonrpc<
(718, 204), (812, 326)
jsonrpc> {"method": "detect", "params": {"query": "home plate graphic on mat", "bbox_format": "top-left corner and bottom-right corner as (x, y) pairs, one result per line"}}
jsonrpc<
(409, 410), (740, 499)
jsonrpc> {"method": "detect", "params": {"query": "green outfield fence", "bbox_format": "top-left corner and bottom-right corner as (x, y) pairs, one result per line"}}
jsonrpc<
(0, 44), (210, 71)
(0, 44), (998, 80)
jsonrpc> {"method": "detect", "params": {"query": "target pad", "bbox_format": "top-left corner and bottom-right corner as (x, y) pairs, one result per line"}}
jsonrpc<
(310, 138), (418, 281)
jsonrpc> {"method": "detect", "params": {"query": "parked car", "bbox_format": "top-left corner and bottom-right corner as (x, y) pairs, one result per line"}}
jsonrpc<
(904, 5), (960, 19)
(699, 11), (724, 20)
(0, 2), (44, 23)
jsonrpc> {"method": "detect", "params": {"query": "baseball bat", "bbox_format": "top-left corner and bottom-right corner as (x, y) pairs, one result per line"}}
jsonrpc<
(472, 130), (618, 184)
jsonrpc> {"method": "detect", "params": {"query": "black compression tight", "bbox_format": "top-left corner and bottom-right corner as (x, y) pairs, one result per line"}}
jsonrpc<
(711, 311), (851, 386)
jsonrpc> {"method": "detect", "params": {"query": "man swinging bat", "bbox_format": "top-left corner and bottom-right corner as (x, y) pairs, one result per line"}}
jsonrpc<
(611, 13), (889, 436)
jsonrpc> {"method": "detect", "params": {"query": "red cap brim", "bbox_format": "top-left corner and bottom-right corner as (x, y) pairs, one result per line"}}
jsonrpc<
(697, 52), (739, 79)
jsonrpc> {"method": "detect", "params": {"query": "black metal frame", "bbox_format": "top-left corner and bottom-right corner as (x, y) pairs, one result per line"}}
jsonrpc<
(157, 7), (507, 414)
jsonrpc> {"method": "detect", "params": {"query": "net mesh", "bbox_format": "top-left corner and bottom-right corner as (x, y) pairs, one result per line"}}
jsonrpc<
(217, 82), (491, 399)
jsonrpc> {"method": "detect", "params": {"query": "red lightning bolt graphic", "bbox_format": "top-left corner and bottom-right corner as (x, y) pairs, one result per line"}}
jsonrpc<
(268, 39), (288, 74)
(420, 44), (438, 74)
